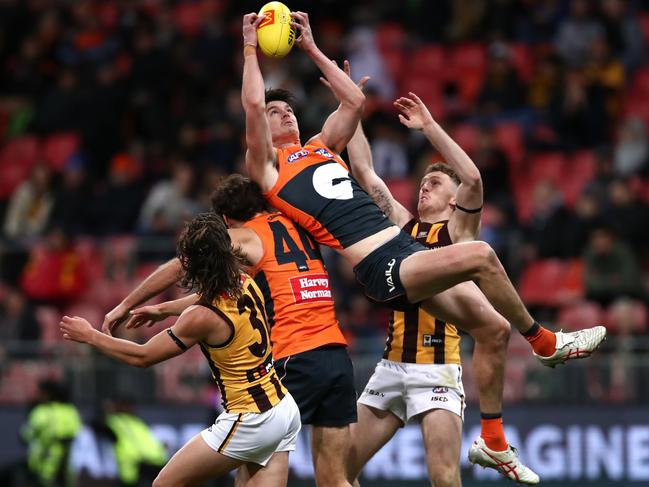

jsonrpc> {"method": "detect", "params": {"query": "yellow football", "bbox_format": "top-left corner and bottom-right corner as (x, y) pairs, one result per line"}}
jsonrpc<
(256, 2), (295, 58)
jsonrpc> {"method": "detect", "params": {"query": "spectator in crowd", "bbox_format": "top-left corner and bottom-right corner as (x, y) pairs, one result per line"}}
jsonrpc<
(472, 125), (511, 204)
(583, 226), (646, 306)
(585, 36), (625, 113)
(549, 67), (608, 149)
(599, 0), (646, 72)
(88, 145), (145, 236)
(137, 160), (201, 236)
(3, 163), (54, 241)
(0, 286), (40, 355)
(524, 179), (576, 259)
(614, 117), (648, 177)
(528, 51), (562, 113)
(49, 154), (91, 236)
(585, 146), (617, 204)
(555, 0), (604, 68)
(477, 41), (527, 116)
(604, 178), (649, 254)
(21, 380), (82, 487)
(365, 112), (410, 179)
(570, 191), (604, 254)
(20, 226), (88, 307)
(346, 26), (395, 102)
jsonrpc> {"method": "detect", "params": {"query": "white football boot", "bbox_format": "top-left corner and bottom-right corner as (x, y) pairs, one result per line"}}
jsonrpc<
(468, 437), (540, 484)
(534, 326), (607, 368)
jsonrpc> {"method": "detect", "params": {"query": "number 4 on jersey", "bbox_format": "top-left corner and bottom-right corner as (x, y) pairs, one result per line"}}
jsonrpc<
(268, 220), (322, 272)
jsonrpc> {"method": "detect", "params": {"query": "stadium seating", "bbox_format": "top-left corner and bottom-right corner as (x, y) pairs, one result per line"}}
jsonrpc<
(42, 132), (80, 172)
(0, 136), (39, 199)
(557, 301), (604, 332)
(519, 259), (584, 307)
(451, 123), (479, 155)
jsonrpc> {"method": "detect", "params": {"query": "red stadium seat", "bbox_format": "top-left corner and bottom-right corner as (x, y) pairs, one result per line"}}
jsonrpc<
(446, 43), (486, 104)
(557, 301), (604, 332)
(512, 176), (535, 223)
(410, 45), (446, 78)
(381, 49), (406, 82)
(451, 123), (479, 155)
(0, 136), (40, 198)
(42, 132), (80, 172)
(386, 178), (416, 214)
(376, 23), (407, 52)
(448, 43), (486, 72)
(519, 259), (566, 307)
(174, 1), (204, 37)
(560, 150), (596, 206)
(399, 75), (445, 120)
(509, 43), (535, 82)
(529, 152), (565, 185)
(640, 14), (649, 46)
(494, 122), (525, 169)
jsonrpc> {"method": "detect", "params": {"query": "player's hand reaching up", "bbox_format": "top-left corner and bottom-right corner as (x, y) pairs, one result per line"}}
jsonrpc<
(394, 92), (435, 131)
(125, 304), (172, 330)
(320, 60), (371, 95)
(242, 13), (262, 46)
(60, 316), (94, 343)
(291, 12), (316, 52)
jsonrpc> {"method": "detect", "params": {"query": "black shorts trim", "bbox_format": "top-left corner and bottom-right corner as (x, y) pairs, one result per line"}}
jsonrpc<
(276, 345), (356, 426)
(353, 231), (427, 311)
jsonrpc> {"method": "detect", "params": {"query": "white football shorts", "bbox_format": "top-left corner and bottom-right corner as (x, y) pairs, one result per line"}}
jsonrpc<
(358, 359), (465, 423)
(201, 393), (301, 466)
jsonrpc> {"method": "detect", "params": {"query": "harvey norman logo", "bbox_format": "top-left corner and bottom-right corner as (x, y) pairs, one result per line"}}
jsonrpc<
(289, 273), (333, 304)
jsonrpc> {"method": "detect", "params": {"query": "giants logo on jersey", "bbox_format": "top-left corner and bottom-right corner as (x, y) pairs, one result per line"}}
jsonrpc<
(287, 149), (309, 163)
(289, 273), (333, 304)
(312, 163), (353, 200)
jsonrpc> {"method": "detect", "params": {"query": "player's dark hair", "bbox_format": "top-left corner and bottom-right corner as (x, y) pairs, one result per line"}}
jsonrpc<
(425, 162), (461, 186)
(265, 88), (296, 109)
(177, 213), (243, 303)
(211, 174), (270, 222)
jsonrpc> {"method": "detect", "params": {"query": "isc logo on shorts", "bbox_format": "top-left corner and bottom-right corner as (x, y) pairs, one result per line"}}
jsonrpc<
(364, 388), (385, 398)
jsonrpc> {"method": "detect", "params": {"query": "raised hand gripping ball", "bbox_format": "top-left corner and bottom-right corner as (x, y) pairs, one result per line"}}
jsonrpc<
(256, 2), (295, 58)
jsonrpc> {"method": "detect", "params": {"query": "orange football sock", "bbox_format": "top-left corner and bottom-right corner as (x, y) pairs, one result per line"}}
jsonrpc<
(481, 414), (508, 452)
(523, 322), (557, 357)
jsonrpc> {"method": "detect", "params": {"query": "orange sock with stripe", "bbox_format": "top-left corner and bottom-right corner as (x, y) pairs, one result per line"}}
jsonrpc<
(481, 413), (508, 452)
(522, 321), (557, 357)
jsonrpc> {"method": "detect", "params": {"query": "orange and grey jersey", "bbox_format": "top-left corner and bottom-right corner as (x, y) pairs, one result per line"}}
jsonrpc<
(383, 220), (461, 364)
(198, 274), (287, 413)
(264, 139), (394, 249)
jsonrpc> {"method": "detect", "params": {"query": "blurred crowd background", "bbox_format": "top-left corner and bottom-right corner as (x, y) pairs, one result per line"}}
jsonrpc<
(0, 0), (649, 415)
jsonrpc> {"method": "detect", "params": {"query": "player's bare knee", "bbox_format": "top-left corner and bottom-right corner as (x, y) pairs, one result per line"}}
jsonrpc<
(430, 463), (460, 487)
(471, 241), (502, 278)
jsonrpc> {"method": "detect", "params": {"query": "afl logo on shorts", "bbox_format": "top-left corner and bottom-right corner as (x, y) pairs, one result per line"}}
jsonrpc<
(312, 163), (353, 200)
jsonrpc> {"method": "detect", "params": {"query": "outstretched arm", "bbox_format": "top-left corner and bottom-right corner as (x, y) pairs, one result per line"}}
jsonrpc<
(61, 305), (223, 368)
(348, 123), (413, 228)
(102, 258), (182, 335)
(241, 13), (278, 191)
(395, 93), (483, 242)
(292, 12), (365, 153)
